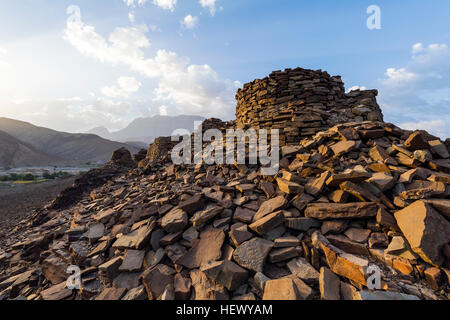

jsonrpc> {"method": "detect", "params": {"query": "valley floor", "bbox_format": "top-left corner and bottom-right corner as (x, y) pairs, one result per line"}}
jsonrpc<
(0, 176), (76, 237)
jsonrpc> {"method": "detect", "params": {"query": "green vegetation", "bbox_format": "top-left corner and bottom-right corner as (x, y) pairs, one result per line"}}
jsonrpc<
(0, 171), (71, 182)
(42, 170), (71, 180)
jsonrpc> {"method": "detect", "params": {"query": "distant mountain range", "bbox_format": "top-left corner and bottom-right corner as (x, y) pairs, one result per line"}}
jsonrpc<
(0, 117), (141, 168)
(86, 115), (205, 144)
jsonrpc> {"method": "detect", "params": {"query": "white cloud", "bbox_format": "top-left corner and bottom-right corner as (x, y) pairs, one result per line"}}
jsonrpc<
(159, 105), (168, 115)
(152, 0), (177, 11)
(412, 43), (423, 54)
(123, 0), (149, 7)
(64, 6), (237, 120)
(1, 97), (151, 133)
(101, 76), (142, 98)
(199, 0), (220, 16)
(400, 120), (447, 138)
(128, 11), (136, 23)
(378, 42), (450, 138)
(181, 14), (199, 29)
(347, 85), (366, 93)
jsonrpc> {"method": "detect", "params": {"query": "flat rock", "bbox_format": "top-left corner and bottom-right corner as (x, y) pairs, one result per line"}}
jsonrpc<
(394, 200), (450, 266)
(276, 178), (304, 195)
(319, 267), (341, 300)
(141, 264), (175, 300)
(312, 231), (369, 286)
(354, 290), (420, 300)
(176, 228), (225, 269)
(331, 140), (357, 156)
(249, 211), (284, 235)
(305, 202), (378, 220)
(190, 269), (229, 300)
(161, 208), (188, 233)
(119, 250), (145, 272)
(201, 260), (249, 291)
(286, 257), (320, 284)
(253, 195), (287, 221)
(233, 237), (273, 273)
(40, 282), (73, 301)
(285, 217), (320, 231)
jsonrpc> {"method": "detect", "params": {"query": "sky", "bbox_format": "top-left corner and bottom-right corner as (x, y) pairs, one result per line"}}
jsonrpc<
(0, 0), (449, 138)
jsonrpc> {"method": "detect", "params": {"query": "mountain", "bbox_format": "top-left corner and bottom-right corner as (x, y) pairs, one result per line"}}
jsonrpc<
(0, 117), (140, 167)
(0, 130), (64, 168)
(87, 115), (205, 144)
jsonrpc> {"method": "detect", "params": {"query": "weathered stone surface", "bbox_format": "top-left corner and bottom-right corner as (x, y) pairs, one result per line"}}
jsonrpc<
(287, 257), (320, 284)
(122, 285), (147, 300)
(269, 247), (300, 263)
(86, 223), (105, 243)
(344, 228), (371, 243)
(326, 171), (371, 187)
(424, 267), (442, 291)
(174, 273), (191, 300)
(404, 131), (429, 151)
(274, 236), (301, 248)
(112, 221), (155, 250)
(367, 172), (395, 191)
(331, 140), (356, 156)
(276, 178), (304, 195)
(262, 277), (302, 300)
(96, 287), (127, 300)
(305, 171), (331, 197)
(354, 290), (420, 300)
(249, 211), (284, 235)
(40, 282), (73, 300)
(141, 264), (175, 300)
(161, 208), (188, 233)
(41, 255), (69, 285)
(119, 250), (145, 272)
(394, 200), (450, 266)
(305, 202), (378, 220)
(233, 207), (256, 224)
(190, 269), (228, 300)
(321, 220), (349, 235)
(312, 231), (369, 286)
(319, 267), (340, 300)
(285, 217), (320, 231)
(424, 199), (450, 219)
(201, 260), (248, 291)
(233, 238), (273, 273)
(253, 196), (287, 221)
(230, 223), (253, 247)
(176, 228), (225, 269)
(327, 235), (369, 257)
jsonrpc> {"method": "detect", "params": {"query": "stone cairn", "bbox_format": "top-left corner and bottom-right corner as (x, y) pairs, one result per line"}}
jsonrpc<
(236, 67), (383, 146)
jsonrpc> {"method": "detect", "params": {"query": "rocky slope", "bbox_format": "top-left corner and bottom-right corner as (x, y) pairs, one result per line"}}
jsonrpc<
(0, 68), (449, 301)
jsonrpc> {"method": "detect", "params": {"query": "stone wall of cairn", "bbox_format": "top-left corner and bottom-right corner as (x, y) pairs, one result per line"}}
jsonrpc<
(236, 67), (383, 146)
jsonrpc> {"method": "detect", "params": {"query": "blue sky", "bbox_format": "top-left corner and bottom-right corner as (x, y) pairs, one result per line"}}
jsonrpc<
(0, 0), (449, 137)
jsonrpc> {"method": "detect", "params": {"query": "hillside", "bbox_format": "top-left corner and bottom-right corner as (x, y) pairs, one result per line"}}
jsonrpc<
(0, 130), (63, 168)
(0, 117), (140, 166)
(87, 115), (205, 144)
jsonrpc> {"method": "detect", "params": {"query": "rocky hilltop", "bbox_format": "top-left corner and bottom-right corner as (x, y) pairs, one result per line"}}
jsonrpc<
(0, 67), (449, 301)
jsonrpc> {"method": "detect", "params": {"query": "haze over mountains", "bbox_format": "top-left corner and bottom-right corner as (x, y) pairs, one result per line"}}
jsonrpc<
(0, 117), (140, 168)
(86, 115), (205, 144)
(0, 115), (206, 169)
